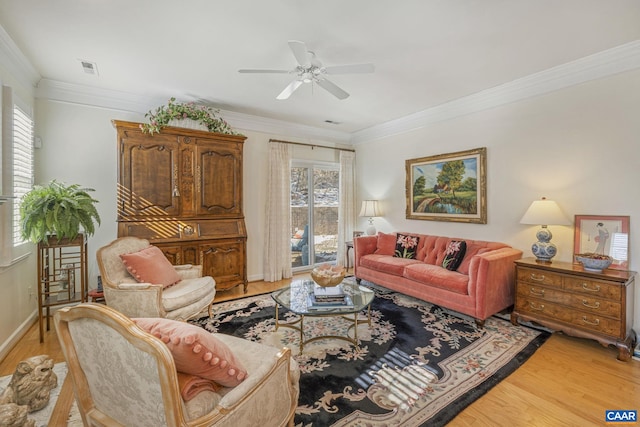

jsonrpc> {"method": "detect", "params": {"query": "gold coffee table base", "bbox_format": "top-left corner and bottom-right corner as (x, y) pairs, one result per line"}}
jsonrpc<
(274, 305), (372, 352)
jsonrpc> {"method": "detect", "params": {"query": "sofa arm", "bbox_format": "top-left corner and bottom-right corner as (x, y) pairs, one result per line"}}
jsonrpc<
(354, 236), (378, 265)
(103, 285), (165, 318)
(468, 247), (523, 320)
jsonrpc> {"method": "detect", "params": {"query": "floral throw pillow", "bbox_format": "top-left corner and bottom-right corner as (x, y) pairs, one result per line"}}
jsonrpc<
(395, 234), (420, 259)
(442, 240), (467, 271)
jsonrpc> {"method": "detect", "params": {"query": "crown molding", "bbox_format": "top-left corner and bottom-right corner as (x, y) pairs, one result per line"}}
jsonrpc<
(0, 25), (40, 89)
(35, 79), (351, 143)
(351, 40), (640, 145)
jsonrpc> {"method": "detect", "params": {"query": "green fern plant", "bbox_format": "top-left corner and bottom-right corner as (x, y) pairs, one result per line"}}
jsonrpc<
(20, 180), (101, 244)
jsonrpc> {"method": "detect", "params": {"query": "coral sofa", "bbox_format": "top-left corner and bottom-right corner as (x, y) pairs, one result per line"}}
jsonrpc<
(354, 232), (523, 322)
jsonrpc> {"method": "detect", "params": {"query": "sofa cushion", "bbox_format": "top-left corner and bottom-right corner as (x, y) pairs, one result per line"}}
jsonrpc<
(394, 233), (420, 259)
(360, 254), (422, 276)
(442, 240), (467, 271)
(457, 243), (492, 275)
(120, 246), (181, 288)
(133, 318), (248, 387)
(404, 263), (469, 294)
(374, 232), (396, 255)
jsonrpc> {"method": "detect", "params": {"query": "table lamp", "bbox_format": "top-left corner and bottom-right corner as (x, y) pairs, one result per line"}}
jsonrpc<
(520, 197), (571, 263)
(359, 200), (381, 235)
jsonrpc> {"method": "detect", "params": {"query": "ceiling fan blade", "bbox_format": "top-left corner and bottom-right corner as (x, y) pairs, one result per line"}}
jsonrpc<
(316, 78), (349, 100)
(324, 63), (375, 74)
(288, 40), (311, 68)
(276, 80), (303, 100)
(238, 69), (290, 74)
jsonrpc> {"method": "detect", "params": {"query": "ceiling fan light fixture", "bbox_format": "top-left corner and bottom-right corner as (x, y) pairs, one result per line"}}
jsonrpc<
(239, 40), (374, 101)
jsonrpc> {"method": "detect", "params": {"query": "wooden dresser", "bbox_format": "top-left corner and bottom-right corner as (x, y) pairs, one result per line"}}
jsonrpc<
(511, 258), (635, 361)
(113, 120), (248, 292)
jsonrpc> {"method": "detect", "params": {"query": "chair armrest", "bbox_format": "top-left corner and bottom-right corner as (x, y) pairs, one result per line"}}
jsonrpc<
(104, 285), (165, 318)
(176, 264), (203, 280)
(117, 282), (154, 290)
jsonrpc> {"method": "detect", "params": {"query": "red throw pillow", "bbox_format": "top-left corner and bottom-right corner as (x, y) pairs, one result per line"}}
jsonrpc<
(374, 232), (396, 256)
(133, 318), (248, 388)
(120, 246), (181, 288)
(442, 240), (467, 271)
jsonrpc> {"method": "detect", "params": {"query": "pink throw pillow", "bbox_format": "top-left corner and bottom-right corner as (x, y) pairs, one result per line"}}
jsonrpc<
(133, 318), (248, 388)
(374, 232), (396, 256)
(120, 246), (180, 288)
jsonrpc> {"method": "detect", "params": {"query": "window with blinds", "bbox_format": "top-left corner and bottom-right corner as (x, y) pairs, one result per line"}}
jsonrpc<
(12, 105), (34, 246)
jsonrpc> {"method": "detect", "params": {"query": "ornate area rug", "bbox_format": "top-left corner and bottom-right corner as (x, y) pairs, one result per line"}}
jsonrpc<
(190, 281), (550, 426)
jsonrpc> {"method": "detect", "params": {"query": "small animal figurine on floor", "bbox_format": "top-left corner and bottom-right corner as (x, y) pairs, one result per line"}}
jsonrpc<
(0, 355), (58, 412)
(0, 403), (35, 427)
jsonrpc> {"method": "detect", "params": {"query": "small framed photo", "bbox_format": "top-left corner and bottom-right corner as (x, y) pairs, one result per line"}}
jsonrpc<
(573, 215), (630, 270)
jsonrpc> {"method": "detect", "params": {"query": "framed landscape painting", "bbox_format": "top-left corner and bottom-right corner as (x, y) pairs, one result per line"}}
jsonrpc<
(406, 147), (487, 223)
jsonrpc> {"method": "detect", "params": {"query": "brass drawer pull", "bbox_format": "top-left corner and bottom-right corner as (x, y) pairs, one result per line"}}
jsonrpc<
(581, 282), (601, 292)
(529, 302), (545, 311)
(529, 287), (545, 297)
(582, 316), (600, 326)
(530, 273), (545, 282)
(582, 300), (600, 309)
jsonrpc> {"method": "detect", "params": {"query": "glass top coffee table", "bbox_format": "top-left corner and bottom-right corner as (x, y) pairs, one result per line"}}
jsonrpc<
(271, 279), (375, 352)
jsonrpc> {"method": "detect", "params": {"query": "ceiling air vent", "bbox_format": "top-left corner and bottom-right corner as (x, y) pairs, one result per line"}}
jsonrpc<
(79, 60), (98, 75)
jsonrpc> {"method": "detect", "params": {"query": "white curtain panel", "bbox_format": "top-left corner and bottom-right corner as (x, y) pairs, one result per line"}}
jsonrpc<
(336, 151), (356, 267)
(263, 142), (293, 282)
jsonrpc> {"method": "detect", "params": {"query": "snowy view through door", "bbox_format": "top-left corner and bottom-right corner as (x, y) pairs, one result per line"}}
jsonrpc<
(291, 166), (339, 269)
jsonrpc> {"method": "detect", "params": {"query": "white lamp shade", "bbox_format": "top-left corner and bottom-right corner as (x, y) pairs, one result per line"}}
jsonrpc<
(359, 200), (381, 218)
(520, 198), (570, 226)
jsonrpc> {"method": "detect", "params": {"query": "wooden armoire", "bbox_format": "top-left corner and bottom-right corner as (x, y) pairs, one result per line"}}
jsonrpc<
(113, 120), (247, 292)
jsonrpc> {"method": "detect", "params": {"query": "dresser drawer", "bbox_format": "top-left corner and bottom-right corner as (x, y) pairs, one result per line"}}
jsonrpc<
(563, 277), (621, 300)
(517, 282), (621, 319)
(517, 267), (562, 287)
(566, 294), (620, 319)
(515, 297), (622, 337)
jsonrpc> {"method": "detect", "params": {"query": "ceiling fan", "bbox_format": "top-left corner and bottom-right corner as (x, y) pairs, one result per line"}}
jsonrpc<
(239, 40), (374, 100)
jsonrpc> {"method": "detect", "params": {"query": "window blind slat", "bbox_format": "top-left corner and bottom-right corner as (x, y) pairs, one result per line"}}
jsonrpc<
(12, 105), (34, 246)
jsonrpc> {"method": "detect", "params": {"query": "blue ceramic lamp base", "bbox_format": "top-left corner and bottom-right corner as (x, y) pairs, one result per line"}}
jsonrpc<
(531, 226), (557, 263)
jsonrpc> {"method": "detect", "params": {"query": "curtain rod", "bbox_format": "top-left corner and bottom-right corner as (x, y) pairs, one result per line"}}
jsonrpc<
(269, 138), (355, 153)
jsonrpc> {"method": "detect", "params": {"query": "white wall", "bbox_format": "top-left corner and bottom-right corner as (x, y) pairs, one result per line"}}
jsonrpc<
(355, 69), (640, 329)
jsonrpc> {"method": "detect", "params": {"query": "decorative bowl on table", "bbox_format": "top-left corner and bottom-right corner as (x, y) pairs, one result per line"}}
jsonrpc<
(311, 264), (346, 287)
(575, 253), (613, 272)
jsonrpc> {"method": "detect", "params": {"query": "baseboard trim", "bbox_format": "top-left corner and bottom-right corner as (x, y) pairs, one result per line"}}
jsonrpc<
(0, 310), (37, 362)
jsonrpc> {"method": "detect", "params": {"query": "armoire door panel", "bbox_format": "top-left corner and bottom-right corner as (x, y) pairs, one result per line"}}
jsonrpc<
(197, 144), (242, 216)
(119, 136), (180, 218)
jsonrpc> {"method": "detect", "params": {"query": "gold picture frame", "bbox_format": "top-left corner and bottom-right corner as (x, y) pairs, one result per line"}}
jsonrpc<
(405, 147), (487, 223)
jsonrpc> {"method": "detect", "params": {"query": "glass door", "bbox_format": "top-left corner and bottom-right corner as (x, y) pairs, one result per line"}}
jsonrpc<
(291, 163), (339, 271)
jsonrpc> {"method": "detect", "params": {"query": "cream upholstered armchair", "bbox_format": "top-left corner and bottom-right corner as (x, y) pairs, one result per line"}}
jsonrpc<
(97, 236), (215, 320)
(54, 303), (300, 427)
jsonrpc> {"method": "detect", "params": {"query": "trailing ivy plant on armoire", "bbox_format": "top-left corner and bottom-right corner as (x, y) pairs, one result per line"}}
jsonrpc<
(113, 120), (248, 292)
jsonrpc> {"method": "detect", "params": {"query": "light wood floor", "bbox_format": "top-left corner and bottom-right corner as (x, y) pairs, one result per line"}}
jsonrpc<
(2, 275), (639, 426)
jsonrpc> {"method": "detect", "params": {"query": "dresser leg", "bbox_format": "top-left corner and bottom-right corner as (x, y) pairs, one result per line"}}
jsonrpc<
(616, 333), (635, 362)
(510, 312), (520, 326)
